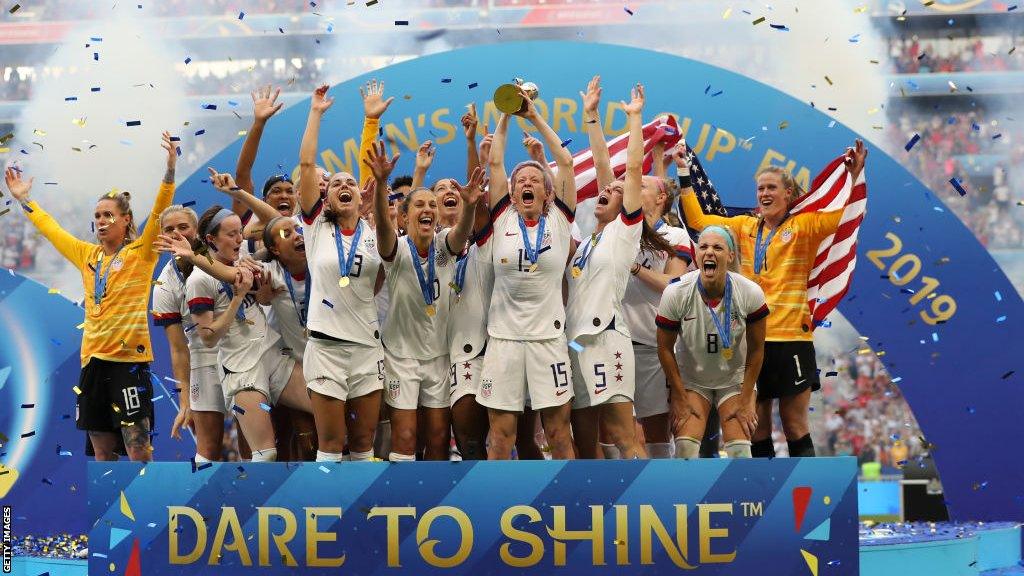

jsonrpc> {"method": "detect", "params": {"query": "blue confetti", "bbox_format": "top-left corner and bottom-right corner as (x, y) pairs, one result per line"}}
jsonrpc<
(395, 20), (409, 25)
(64, 96), (77, 101)
(948, 177), (967, 196)
(93, 52), (99, 61)
(90, 36), (103, 42)
(441, 78), (452, 83)
(184, 57), (191, 65)
(931, 332), (939, 342)
(238, 11), (245, 19)
(201, 103), (217, 110)
(995, 290), (1002, 301)
(996, 315), (1006, 323)
(182, 200), (196, 207)
(90, 86), (101, 92)
(322, 299), (334, 308)
(624, 7), (634, 15)
(468, 82), (478, 89)
(568, 340), (583, 352)
(770, 24), (789, 31)
(560, 138), (573, 148)
(194, 129), (205, 136)
(259, 402), (271, 412)
(232, 405), (245, 415)
(848, 34), (861, 43)
(126, 120), (141, 127)
(228, 100), (239, 107)
(904, 133), (920, 151)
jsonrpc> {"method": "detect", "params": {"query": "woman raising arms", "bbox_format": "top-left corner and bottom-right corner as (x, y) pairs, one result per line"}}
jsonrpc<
(4, 132), (179, 461)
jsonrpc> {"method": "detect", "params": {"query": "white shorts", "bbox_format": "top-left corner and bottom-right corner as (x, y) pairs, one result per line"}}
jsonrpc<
(449, 354), (483, 406)
(477, 336), (573, 412)
(221, 348), (295, 409)
(633, 343), (670, 418)
(189, 364), (225, 414)
(304, 336), (384, 402)
(689, 382), (743, 408)
(384, 350), (450, 410)
(569, 329), (635, 409)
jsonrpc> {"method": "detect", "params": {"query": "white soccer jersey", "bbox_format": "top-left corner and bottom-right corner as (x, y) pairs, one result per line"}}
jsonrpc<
(655, 270), (769, 389)
(264, 260), (309, 361)
(302, 204), (383, 347)
(152, 260), (218, 369)
(185, 266), (278, 373)
(382, 229), (458, 360)
(565, 208), (644, 341)
(622, 222), (696, 346)
(447, 241), (493, 363)
(482, 196), (574, 341)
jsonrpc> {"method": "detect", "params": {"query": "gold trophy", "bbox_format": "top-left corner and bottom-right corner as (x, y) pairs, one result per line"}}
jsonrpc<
(493, 78), (540, 114)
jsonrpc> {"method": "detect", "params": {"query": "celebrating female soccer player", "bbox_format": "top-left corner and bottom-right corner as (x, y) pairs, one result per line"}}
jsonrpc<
(565, 83), (665, 460)
(655, 226), (768, 459)
(3, 132), (178, 461)
(298, 84), (385, 463)
(677, 139), (867, 457)
(365, 141), (485, 461)
(477, 85), (578, 460)
(580, 75), (692, 459)
(153, 204), (226, 463)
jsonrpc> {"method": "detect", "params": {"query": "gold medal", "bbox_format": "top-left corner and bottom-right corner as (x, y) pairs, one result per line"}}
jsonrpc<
(338, 276), (350, 288)
(722, 348), (733, 360)
(425, 304), (437, 317)
(528, 263), (539, 273)
(571, 266), (582, 279)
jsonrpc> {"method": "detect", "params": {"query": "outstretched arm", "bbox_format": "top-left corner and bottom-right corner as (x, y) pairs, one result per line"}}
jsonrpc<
(672, 142), (740, 232)
(411, 140), (435, 190)
(209, 168), (279, 226)
(517, 87), (576, 211)
(621, 84), (645, 216)
(299, 85), (334, 216)
(4, 167), (93, 268)
(138, 131), (179, 258)
(487, 114), (510, 207)
(447, 167), (486, 253)
(366, 141), (401, 260)
(235, 84), (284, 215)
(359, 79), (394, 187)
(462, 104), (480, 182)
(581, 75), (614, 189)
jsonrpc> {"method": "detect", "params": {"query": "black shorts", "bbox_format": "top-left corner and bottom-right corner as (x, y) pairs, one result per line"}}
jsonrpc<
(756, 341), (819, 400)
(76, 358), (154, 433)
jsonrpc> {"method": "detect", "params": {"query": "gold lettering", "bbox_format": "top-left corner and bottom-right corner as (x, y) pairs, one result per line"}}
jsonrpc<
(257, 507), (297, 567)
(546, 505), (605, 566)
(367, 506), (417, 567)
(699, 503), (735, 563)
(416, 506), (474, 568)
(481, 101), (502, 133)
(691, 124), (712, 155)
(514, 99), (550, 132)
(499, 505), (544, 568)
(168, 507), (206, 565)
(431, 109), (458, 145)
(756, 149), (787, 174)
(209, 507), (252, 566)
(385, 119), (419, 156)
(705, 128), (736, 162)
(794, 167), (810, 192)
(677, 116), (693, 141)
(639, 504), (693, 568)
(614, 504), (630, 566)
(305, 507), (345, 568)
(552, 97), (579, 134)
(603, 101), (627, 136)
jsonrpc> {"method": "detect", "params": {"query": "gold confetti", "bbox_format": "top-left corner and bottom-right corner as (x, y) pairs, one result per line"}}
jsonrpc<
(48, 287), (61, 294)
(869, 59), (879, 64)
(752, 16), (766, 25)
(75, 322), (85, 330)
(72, 117), (87, 127)
(111, 403), (121, 413)
(867, 107), (879, 115)
(922, 0), (935, 6)
(722, 7), (732, 18)
(853, 5), (867, 13)
(73, 386), (82, 395)
(778, 121), (789, 130)
(33, 129), (46, 136)
(237, 130), (248, 136)
(825, 76), (833, 86)
(947, 81), (957, 92)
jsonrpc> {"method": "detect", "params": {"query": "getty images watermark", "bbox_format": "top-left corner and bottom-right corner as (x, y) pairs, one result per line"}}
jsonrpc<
(2, 505), (11, 573)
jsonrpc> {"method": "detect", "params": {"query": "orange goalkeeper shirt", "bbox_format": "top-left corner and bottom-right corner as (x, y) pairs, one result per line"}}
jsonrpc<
(23, 181), (175, 366)
(680, 191), (842, 342)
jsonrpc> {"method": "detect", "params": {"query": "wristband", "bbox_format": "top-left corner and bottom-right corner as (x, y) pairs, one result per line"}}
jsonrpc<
(678, 174), (693, 189)
(631, 263), (641, 276)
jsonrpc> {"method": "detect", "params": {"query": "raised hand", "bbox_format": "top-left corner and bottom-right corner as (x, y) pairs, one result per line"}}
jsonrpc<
(234, 266), (255, 295)
(580, 74), (602, 117)
(360, 177), (376, 218)
(252, 84), (284, 122)
(512, 85), (538, 119)
(845, 139), (868, 182)
(415, 140), (436, 172)
(311, 84), (334, 115)
(522, 133), (546, 163)
(621, 83), (645, 117)
(161, 130), (178, 170)
(454, 166), (487, 206)
(461, 103), (478, 140)
(155, 233), (196, 259)
(360, 79), (394, 120)
(3, 166), (33, 202)
(207, 167), (241, 195)
(672, 141), (691, 171)
(363, 140), (400, 183)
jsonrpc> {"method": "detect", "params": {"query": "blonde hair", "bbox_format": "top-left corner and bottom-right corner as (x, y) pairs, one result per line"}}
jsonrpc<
(97, 190), (137, 243)
(159, 204), (198, 229)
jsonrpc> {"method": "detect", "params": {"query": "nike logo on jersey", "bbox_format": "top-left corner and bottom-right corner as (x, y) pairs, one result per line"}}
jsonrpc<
(505, 232), (518, 236)
(594, 387), (607, 395)
(555, 389), (568, 396)
(795, 379), (807, 386)
(683, 315), (697, 321)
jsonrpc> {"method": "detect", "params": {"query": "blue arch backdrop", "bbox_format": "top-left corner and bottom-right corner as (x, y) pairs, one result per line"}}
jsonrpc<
(1, 41), (1022, 533)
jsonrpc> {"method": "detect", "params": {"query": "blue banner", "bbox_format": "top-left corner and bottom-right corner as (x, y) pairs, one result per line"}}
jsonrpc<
(86, 459), (858, 575)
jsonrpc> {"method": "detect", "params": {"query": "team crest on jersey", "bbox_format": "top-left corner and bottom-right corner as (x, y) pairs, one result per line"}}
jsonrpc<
(542, 230), (552, 249)
(363, 236), (376, 250)
(387, 380), (400, 400)
(781, 227), (794, 243)
(437, 247), (452, 268)
(480, 378), (493, 399)
(110, 257), (124, 272)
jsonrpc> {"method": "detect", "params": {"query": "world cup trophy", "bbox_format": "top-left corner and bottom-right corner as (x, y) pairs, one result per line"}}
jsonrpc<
(493, 78), (540, 114)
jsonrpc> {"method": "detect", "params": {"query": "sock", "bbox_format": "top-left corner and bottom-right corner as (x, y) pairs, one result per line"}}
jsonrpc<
(646, 442), (673, 459)
(600, 443), (621, 460)
(388, 452), (415, 462)
(673, 436), (701, 459)
(250, 447), (277, 462)
(316, 450), (344, 462)
(787, 434), (816, 457)
(724, 440), (752, 459)
(751, 438), (776, 459)
(348, 450), (374, 462)
(193, 453), (211, 464)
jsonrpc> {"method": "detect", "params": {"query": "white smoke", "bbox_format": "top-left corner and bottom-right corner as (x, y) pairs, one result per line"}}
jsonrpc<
(9, 8), (191, 299)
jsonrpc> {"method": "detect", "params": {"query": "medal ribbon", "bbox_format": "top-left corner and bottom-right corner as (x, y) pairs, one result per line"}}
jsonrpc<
(93, 247), (124, 306)
(517, 213), (546, 266)
(220, 280), (247, 322)
(573, 232), (602, 274)
(697, 275), (733, 351)
(334, 222), (363, 280)
(407, 236), (437, 307)
(753, 217), (786, 275)
(283, 267), (310, 326)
